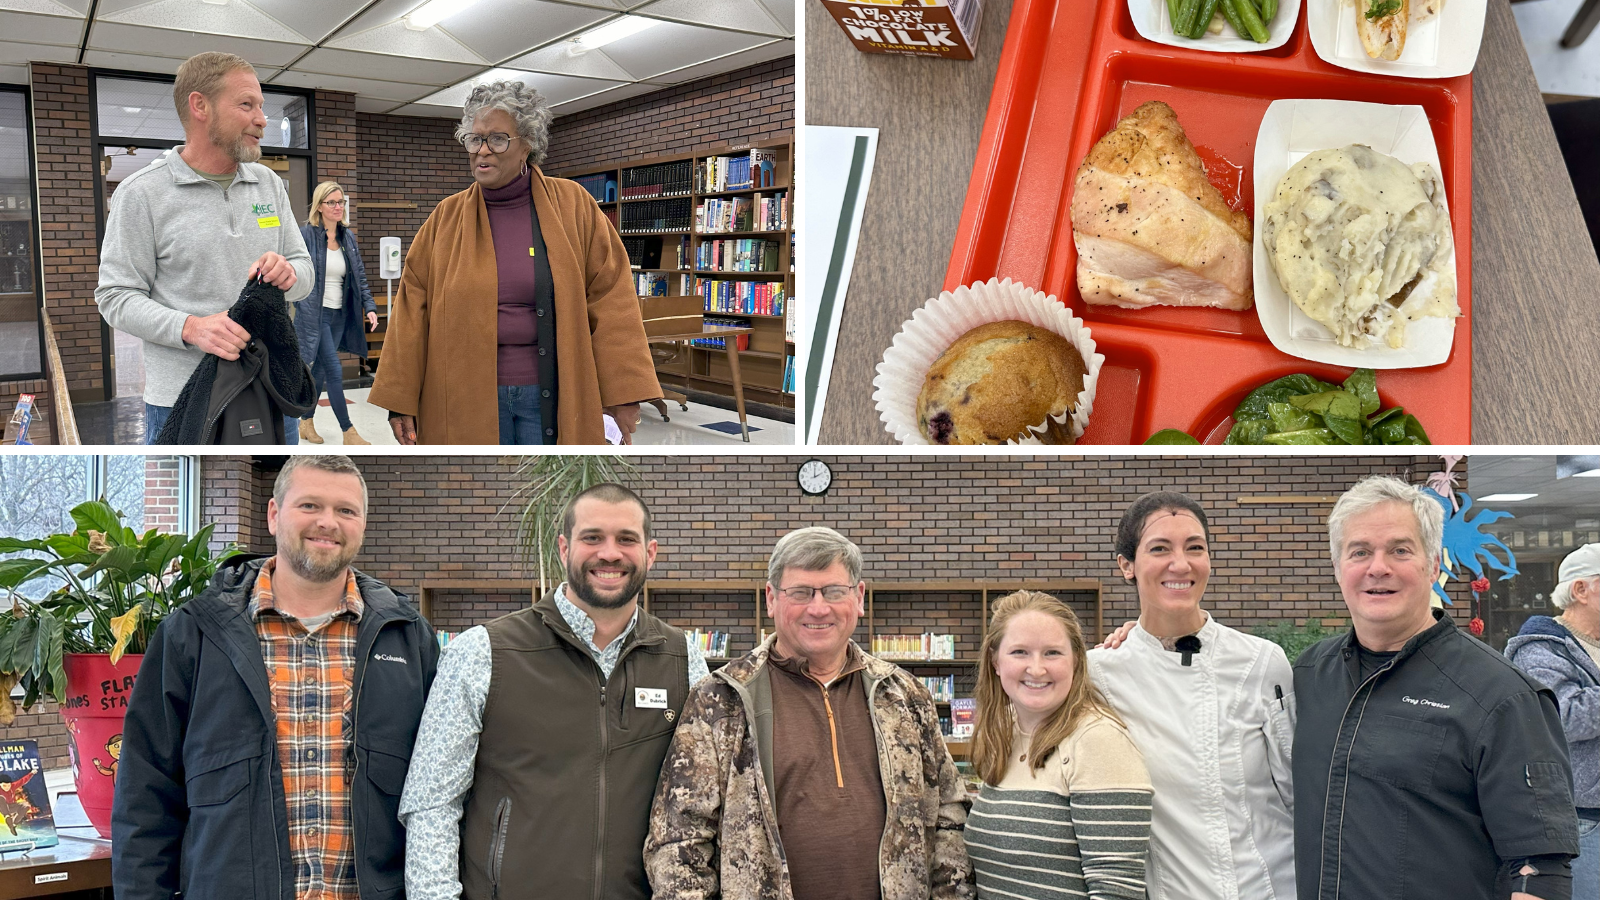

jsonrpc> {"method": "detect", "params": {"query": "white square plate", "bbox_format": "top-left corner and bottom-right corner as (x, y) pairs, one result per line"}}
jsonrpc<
(1308, 0), (1486, 78)
(1129, 0), (1302, 52)
(1252, 98), (1457, 369)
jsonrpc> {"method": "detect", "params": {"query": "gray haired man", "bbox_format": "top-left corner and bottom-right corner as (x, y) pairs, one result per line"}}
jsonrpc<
(646, 526), (974, 900)
(95, 51), (312, 443)
(1293, 476), (1579, 900)
(1507, 543), (1600, 899)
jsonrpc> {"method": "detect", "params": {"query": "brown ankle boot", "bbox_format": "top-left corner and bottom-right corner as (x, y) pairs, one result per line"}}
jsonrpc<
(342, 427), (370, 446)
(299, 419), (323, 444)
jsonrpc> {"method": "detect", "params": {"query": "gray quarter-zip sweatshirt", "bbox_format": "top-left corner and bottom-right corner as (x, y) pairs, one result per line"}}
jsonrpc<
(96, 146), (313, 407)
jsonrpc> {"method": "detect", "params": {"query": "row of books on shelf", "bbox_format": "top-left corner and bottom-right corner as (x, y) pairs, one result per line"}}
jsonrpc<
(686, 629), (733, 657)
(919, 674), (957, 702)
(690, 317), (752, 351)
(623, 234), (691, 269)
(574, 172), (617, 203)
(698, 192), (788, 233)
(699, 149), (779, 192)
(634, 272), (692, 297)
(944, 698), (976, 739)
(696, 238), (781, 273)
(620, 198), (694, 233)
(871, 633), (959, 660)
(783, 354), (795, 392)
(699, 280), (785, 315)
(622, 160), (695, 198)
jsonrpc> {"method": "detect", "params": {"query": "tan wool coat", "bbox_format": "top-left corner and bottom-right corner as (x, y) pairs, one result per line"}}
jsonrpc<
(368, 168), (660, 444)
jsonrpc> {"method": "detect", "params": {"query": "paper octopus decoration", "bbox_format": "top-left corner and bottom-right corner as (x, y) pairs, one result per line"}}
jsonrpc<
(1422, 456), (1518, 636)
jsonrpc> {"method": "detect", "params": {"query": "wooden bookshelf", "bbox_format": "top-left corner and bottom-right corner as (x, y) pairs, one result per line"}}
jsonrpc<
(555, 137), (796, 409)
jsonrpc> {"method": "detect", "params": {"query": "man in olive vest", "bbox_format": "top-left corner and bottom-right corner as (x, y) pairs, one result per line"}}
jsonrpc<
(399, 483), (708, 900)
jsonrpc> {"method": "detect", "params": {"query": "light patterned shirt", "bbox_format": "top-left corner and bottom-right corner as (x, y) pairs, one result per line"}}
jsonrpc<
(397, 584), (709, 900)
(250, 558), (364, 900)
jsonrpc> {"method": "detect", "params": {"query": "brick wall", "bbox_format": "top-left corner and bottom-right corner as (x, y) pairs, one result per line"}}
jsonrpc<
(143, 456), (183, 530)
(348, 110), (462, 279)
(202, 455), (273, 552)
(30, 63), (102, 403)
(544, 58), (795, 173)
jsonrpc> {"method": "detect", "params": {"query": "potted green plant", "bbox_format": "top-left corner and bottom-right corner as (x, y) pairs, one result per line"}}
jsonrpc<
(511, 455), (639, 595)
(0, 498), (237, 837)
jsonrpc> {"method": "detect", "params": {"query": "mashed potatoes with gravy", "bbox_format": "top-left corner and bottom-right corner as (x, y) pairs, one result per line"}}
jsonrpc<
(1262, 144), (1456, 350)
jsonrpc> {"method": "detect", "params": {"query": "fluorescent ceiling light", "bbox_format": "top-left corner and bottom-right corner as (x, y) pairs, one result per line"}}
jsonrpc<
(122, 106), (142, 113)
(200, 0), (228, 5)
(1479, 493), (1538, 502)
(572, 16), (659, 49)
(406, 0), (480, 29)
(1575, 469), (1600, 478)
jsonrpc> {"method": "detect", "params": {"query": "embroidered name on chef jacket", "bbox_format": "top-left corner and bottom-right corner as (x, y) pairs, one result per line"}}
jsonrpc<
(635, 687), (668, 709)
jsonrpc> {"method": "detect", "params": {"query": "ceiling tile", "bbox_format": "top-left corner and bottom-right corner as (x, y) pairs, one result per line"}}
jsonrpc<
(251, 0), (368, 44)
(431, 0), (615, 62)
(324, 18), (488, 65)
(387, 100), (469, 118)
(419, 67), (627, 108)
(0, 0), (81, 16)
(599, 19), (767, 79)
(548, 78), (662, 113)
(758, 0), (792, 34)
(316, 0), (420, 37)
(0, 39), (77, 65)
(352, 95), (404, 114)
(0, 64), (28, 84)
(99, 0), (312, 44)
(0, 9), (84, 44)
(267, 68), (438, 102)
(87, 22), (307, 66)
(643, 37), (788, 83)
(295, 47), (486, 84)
(500, 40), (635, 82)
(633, 0), (789, 36)
(80, 48), (186, 72)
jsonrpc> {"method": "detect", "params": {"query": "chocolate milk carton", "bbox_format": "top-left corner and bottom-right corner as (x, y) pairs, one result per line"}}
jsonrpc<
(821, 0), (983, 60)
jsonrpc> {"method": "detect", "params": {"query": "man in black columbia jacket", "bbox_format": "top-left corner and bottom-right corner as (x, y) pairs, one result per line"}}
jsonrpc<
(1294, 475), (1579, 900)
(113, 455), (438, 900)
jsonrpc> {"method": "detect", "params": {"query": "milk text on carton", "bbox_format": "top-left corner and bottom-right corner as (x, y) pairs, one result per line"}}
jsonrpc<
(821, 0), (982, 60)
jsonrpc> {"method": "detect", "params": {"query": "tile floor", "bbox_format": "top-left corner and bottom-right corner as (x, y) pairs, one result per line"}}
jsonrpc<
(1516, 0), (1600, 96)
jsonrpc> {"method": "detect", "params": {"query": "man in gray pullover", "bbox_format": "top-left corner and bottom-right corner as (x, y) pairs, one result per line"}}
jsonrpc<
(1507, 542), (1600, 900)
(95, 51), (312, 443)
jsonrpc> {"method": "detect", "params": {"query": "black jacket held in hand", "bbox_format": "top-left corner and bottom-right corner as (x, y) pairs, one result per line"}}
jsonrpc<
(110, 555), (439, 900)
(155, 279), (316, 444)
(1292, 610), (1579, 900)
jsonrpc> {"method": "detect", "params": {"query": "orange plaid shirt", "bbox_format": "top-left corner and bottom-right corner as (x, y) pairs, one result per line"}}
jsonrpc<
(251, 559), (364, 900)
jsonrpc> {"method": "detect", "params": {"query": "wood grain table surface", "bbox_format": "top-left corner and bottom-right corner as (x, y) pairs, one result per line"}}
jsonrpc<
(807, 0), (1600, 445)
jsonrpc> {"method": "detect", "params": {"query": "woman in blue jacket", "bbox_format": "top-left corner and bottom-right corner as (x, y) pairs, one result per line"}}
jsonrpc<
(295, 181), (377, 444)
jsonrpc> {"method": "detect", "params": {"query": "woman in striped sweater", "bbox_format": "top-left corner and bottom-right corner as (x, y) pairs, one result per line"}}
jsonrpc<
(967, 591), (1154, 900)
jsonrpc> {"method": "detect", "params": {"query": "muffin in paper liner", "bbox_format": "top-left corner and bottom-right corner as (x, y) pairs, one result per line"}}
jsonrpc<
(873, 278), (1104, 445)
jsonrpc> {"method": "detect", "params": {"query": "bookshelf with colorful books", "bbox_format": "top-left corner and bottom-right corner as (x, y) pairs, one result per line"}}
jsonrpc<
(555, 137), (794, 409)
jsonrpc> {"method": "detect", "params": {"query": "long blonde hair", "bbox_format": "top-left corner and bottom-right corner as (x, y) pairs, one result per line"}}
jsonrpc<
(972, 591), (1123, 786)
(306, 181), (351, 229)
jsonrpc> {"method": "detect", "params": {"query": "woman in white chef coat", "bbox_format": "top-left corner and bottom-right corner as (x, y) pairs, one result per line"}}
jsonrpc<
(1087, 491), (1296, 900)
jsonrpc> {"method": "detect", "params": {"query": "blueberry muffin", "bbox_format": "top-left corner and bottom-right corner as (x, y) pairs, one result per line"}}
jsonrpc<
(916, 320), (1088, 445)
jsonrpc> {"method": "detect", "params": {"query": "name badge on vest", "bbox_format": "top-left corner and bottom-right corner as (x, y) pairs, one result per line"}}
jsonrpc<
(635, 687), (668, 709)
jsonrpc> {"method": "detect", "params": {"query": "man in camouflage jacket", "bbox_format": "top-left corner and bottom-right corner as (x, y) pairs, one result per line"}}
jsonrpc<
(645, 527), (974, 900)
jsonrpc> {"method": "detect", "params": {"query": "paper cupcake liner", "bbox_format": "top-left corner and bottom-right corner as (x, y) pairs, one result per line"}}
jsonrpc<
(873, 278), (1104, 445)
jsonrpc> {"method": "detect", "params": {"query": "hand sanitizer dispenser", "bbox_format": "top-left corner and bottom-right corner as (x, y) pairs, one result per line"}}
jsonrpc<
(378, 237), (402, 279)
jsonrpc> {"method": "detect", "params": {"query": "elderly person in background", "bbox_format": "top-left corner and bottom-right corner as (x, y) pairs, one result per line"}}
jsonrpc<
(1507, 543), (1600, 900)
(293, 181), (377, 446)
(369, 81), (659, 444)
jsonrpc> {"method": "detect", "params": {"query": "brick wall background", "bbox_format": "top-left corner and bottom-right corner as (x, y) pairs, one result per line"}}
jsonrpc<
(3, 453), (1475, 769)
(143, 456), (182, 530)
(30, 63), (101, 404)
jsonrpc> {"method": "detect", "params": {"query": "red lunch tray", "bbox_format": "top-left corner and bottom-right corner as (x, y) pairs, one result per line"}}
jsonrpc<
(944, 0), (1473, 444)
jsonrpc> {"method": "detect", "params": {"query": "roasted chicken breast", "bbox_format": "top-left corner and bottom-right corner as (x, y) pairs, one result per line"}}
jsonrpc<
(1071, 101), (1254, 310)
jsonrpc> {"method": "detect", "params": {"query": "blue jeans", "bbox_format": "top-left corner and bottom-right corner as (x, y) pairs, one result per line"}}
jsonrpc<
(1577, 812), (1599, 900)
(144, 403), (171, 444)
(304, 307), (353, 431)
(498, 385), (547, 445)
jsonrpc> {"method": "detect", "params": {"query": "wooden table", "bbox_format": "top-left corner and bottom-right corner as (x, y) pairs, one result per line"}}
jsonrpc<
(647, 323), (756, 441)
(0, 793), (110, 899)
(808, 0), (1600, 444)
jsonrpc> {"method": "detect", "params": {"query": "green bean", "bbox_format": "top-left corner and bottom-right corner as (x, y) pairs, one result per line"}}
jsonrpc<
(1219, 0), (1249, 38)
(1167, 0), (1183, 28)
(1174, 0), (1205, 38)
(1260, 0), (1278, 25)
(1192, 0), (1224, 37)
(1226, 0), (1270, 41)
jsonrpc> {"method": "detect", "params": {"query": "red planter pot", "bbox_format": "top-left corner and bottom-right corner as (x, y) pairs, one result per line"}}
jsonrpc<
(58, 652), (142, 839)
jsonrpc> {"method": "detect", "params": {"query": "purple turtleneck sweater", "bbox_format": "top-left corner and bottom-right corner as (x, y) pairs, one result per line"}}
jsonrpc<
(484, 168), (552, 386)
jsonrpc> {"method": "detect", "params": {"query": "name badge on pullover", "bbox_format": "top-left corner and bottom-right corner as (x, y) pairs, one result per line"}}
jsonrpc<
(257, 216), (281, 228)
(635, 687), (668, 709)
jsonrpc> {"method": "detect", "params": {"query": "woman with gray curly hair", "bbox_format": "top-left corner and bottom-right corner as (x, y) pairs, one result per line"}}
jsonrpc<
(370, 80), (660, 444)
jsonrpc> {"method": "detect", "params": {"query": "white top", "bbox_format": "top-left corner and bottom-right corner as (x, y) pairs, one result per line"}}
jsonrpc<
(322, 245), (346, 309)
(1087, 612), (1296, 900)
